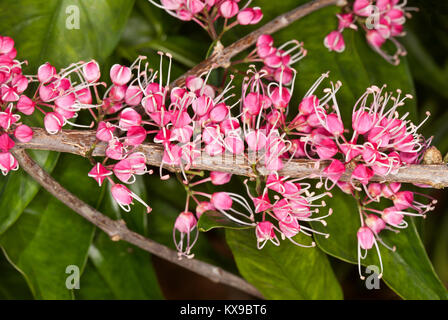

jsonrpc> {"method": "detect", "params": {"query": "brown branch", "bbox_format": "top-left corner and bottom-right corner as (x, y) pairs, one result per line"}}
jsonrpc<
(16, 127), (448, 188)
(10, 147), (264, 299)
(170, 0), (341, 88)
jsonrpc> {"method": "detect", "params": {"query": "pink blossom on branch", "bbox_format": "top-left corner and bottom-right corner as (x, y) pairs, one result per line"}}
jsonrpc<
(147, 0), (263, 40)
(323, 0), (415, 65)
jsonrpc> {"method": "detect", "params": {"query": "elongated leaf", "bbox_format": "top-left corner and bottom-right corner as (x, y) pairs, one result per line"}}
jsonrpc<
(311, 189), (448, 300)
(0, 250), (32, 299)
(80, 232), (163, 300)
(226, 229), (342, 299)
(0, 150), (58, 235)
(0, 154), (97, 299)
(75, 176), (163, 300)
(0, 0), (135, 70)
(74, 261), (115, 300)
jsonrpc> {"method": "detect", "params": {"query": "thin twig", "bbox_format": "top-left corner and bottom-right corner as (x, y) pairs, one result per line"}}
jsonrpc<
(170, 0), (341, 88)
(10, 148), (264, 299)
(15, 128), (448, 188)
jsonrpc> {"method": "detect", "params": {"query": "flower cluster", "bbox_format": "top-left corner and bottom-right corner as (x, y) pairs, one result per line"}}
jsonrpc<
(0, 28), (436, 280)
(324, 0), (414, 65)
(0, 36), (32, 175)
(289, 74), (434, 278)
(148, 0), (263, 40)
(242, 34), (307, 85)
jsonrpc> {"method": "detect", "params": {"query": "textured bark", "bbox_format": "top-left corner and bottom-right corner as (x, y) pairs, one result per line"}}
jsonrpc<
(15, 128), (448, 188)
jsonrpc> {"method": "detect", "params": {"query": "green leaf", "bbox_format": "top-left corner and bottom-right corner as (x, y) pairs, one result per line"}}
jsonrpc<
(0, 150), (59, 235)
(310, 189), (448, 300)
(226, 229), (342, 299)
(74, 261), (115, 300)
(0, 0), (135, 70)
(78, 232), (163, 300)
(0, 154), (97, 299)
(0, 250), (33, 299)
(75, 175), (164, 300)
(198, 210), (251, 232)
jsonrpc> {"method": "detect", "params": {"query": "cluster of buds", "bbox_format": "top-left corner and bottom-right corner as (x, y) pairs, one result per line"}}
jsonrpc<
(241, 34), (307, 85)
(324, 0), (414, 65)
(148, 0), (263, 40)
(0, 36), (32, 175)
(356, 181), (436, 279)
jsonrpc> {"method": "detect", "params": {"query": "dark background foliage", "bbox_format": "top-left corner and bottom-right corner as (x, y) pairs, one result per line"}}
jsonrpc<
(0, 0), (446, 299)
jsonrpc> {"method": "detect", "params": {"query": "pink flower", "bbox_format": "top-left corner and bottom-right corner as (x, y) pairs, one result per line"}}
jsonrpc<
(252, 193), (271, 213)
(237, 7), (263, 25)
(324, 31), (345, 52)
(119, 107), (142, 130)
(127, 152), (147, 175)
(110, 64), (132, 86)
(255, 221), (279, 249)
(337, 13), (355, 30)
(210, 171), (231, 185)
(220, 0), (239, 18)
(352, 110), (374, 134)
(83, 60), (101, 83)
(211, 192), (233, 210)
(382, 207), (404, 226)
(392, 191), (413, 210)
(14, 124), (33, 143)
(173, 210), (199, 258)
(106, 139), (125, 160)
(16, 95), (35, 115)
(323, 159), (346, 184)
(174, 211), (197, 234)
(279, 218), (300, 238)
(96, 121), (115, 142)
(245, 130), (267, 151)
(111, 184), (133, 208)
(125, 126), (147, 146)
(366, 30), (386, 48)
(351, 164), (374, 185)
(0, 152), (18, 175)
(209, 103), (229, 123)
(365, 214), (386, 234)
(0, 133), (14, 152)
(270, 87), (291, 109)
(37, 62), (56, 84)
(113, 159), (135, 183)
(0, 36), (14, 55)
(88, 163), (112, 186)
(299, 95), (319, 115)
(353, 0), (373, 17)
(111, 183), (151, 213)
(357, 226), (374, 250)
(196, 201), (215, 218)
(44, 112), (65, 134)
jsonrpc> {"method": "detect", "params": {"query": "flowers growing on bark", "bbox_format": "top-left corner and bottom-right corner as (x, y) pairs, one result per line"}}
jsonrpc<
(324, 0), (415, 65)
(0, 11), (437, 282)
(147, 0), (263, 40)
(0, 36), (31, 175)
